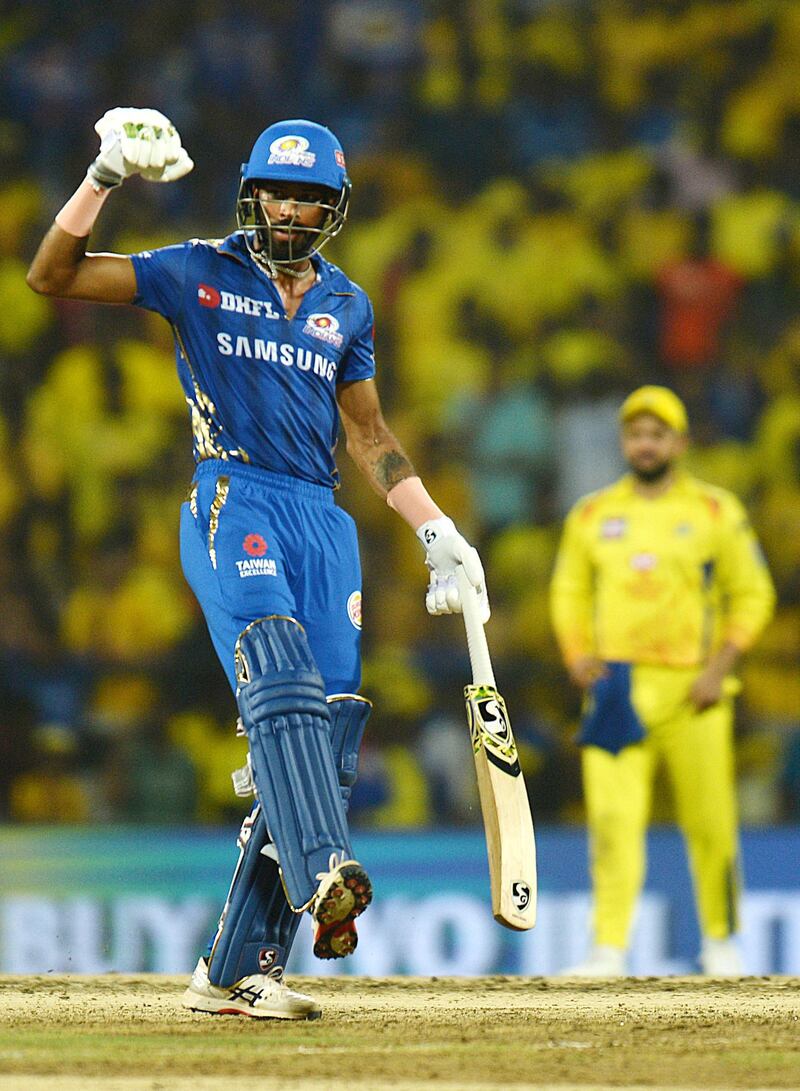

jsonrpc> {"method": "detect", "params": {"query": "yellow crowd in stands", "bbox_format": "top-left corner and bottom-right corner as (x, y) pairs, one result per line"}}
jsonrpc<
(4, 0), (800, 826)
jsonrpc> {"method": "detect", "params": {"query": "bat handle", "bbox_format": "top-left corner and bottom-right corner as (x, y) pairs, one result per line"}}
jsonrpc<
(456, 566), (495, 688)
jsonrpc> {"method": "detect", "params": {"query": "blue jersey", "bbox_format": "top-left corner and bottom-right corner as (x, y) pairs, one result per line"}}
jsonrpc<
(131, 232), (376, 488)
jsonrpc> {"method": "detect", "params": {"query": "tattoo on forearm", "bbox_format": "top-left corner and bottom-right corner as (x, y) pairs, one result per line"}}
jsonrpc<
(374, 449), (415, 491)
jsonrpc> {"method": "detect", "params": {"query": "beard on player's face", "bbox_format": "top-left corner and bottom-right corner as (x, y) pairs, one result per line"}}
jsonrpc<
(621, 414), (684, 484)
(629, 456), (673, 483)
(251, 223), (315, 263)
(268, 225), (314, 261)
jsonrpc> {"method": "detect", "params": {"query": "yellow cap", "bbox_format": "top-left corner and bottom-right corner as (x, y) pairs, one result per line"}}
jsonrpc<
(619, 385), (688, 434)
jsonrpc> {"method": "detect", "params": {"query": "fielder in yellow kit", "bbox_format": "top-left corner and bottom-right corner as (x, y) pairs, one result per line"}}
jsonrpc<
(550, 386), (775, 976)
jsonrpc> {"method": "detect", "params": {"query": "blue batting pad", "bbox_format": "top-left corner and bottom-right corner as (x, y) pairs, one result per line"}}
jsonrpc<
(207, 804), (302, 987)
(327, 694), (372, 810)
(577, 661), (646, 755)
(236, 616), (352, 910)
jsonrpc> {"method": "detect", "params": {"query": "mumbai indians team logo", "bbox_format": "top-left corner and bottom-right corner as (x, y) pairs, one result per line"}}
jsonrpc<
(303, 313), (344, 348)
(464, 685), (521, 777)
(512, 881), (531, 911)
(268, 135), (316, 168)
(347, 590), (362, 630)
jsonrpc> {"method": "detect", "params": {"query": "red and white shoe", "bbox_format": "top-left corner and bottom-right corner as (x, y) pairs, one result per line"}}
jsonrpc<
(181, 958), (320, 1020)
(312, 855), (372, 959)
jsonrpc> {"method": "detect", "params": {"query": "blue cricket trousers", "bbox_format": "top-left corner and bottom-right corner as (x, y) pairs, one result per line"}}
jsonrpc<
(180, 459), (363, 694)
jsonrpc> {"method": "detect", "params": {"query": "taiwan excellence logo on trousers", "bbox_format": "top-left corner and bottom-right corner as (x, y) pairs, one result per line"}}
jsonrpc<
(236, 533), (276, 578)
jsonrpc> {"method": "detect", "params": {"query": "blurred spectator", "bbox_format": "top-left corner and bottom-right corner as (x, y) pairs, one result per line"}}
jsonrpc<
(9, 724), (92, 823)
(552, 370), (629, 516)
(106, 715), (198, 823)
(655, 210), (742, 371)
(167, 710), (249, 824)
(445, 353), (554, 532)
(416, 703), (479, 824)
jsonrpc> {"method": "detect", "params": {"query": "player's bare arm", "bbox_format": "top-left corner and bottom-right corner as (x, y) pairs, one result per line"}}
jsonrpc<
(27, 225), (136, 303)
(337, 377), (489, 621)
(27, 107), (193, 304)
(336, 378), (416, 497)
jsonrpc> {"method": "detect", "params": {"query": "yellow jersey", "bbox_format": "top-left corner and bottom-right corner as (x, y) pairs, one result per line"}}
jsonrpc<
(550, 472), (775, 668)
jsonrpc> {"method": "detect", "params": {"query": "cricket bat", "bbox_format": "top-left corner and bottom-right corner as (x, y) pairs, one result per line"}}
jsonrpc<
(456, 566), (537, 930)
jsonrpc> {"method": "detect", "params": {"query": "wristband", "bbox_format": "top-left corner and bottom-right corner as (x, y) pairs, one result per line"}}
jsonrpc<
(87, 157), (123, 190)
(386, 476), (443, 530)
(54, 178), (112, 238)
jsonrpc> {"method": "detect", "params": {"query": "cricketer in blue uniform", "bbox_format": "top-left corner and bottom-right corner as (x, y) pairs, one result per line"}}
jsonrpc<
(132, 228), (374, 696)
(28, 108), (489, 1020)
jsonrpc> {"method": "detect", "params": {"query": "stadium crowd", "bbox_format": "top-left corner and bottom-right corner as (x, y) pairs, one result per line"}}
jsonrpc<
(1, 0), (799, 827)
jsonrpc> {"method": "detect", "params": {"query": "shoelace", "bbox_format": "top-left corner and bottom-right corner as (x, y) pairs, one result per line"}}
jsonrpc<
(315, 850), (346, 883)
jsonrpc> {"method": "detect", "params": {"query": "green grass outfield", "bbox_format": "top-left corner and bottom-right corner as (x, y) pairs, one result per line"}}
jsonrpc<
(0, 975), (798, 1090)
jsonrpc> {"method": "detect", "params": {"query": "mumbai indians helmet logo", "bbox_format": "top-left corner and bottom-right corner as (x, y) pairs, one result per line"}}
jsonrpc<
(268, 135), (316, 168)
(464, 685), (521, 777)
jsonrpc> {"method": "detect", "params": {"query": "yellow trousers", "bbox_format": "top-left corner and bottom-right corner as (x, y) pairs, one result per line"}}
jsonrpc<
(582, 665), (740, 949)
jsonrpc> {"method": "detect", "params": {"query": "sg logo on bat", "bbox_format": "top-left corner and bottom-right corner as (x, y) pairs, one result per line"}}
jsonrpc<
(512, 881), (531, 911)
(464, 684), (521, 777)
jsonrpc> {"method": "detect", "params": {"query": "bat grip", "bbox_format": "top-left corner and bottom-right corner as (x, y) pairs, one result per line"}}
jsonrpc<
(456, 566), (495, 687)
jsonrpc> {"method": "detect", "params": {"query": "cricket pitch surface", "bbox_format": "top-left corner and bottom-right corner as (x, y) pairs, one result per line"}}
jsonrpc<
(0, 975), (798, 1090)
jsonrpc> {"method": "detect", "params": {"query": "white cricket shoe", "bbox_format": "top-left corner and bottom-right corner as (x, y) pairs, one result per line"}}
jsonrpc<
(700, 937), (743, 976)
(557, 944), (627, 978)
(181, 957), (321, 1020)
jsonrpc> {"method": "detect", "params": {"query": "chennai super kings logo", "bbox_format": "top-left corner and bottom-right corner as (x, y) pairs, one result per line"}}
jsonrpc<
(464, 685), (521, 777)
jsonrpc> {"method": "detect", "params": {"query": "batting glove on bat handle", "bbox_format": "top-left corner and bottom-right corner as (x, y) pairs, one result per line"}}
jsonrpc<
(416, 516), (490, 623)
(87, 107), (194, 190)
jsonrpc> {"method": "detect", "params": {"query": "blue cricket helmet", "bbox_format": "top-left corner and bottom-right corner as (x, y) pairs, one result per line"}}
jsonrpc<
(237, 119), (351, 274)
(242, 119), (350, 192)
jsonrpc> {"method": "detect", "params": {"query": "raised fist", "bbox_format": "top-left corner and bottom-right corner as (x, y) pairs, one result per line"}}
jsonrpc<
(88, 107), (194, 188)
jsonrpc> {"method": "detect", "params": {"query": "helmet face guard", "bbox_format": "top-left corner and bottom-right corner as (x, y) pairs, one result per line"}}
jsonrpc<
(236, 119), (351, 273)
(236, 178), (350, 269)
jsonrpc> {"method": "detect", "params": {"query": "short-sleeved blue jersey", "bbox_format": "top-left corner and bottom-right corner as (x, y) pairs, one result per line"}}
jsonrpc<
(131, 232), (375, 488)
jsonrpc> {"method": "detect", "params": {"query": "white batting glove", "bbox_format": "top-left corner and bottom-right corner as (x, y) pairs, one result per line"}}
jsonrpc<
(87, 107), (194, 189)
(417, 516), (490, 623)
